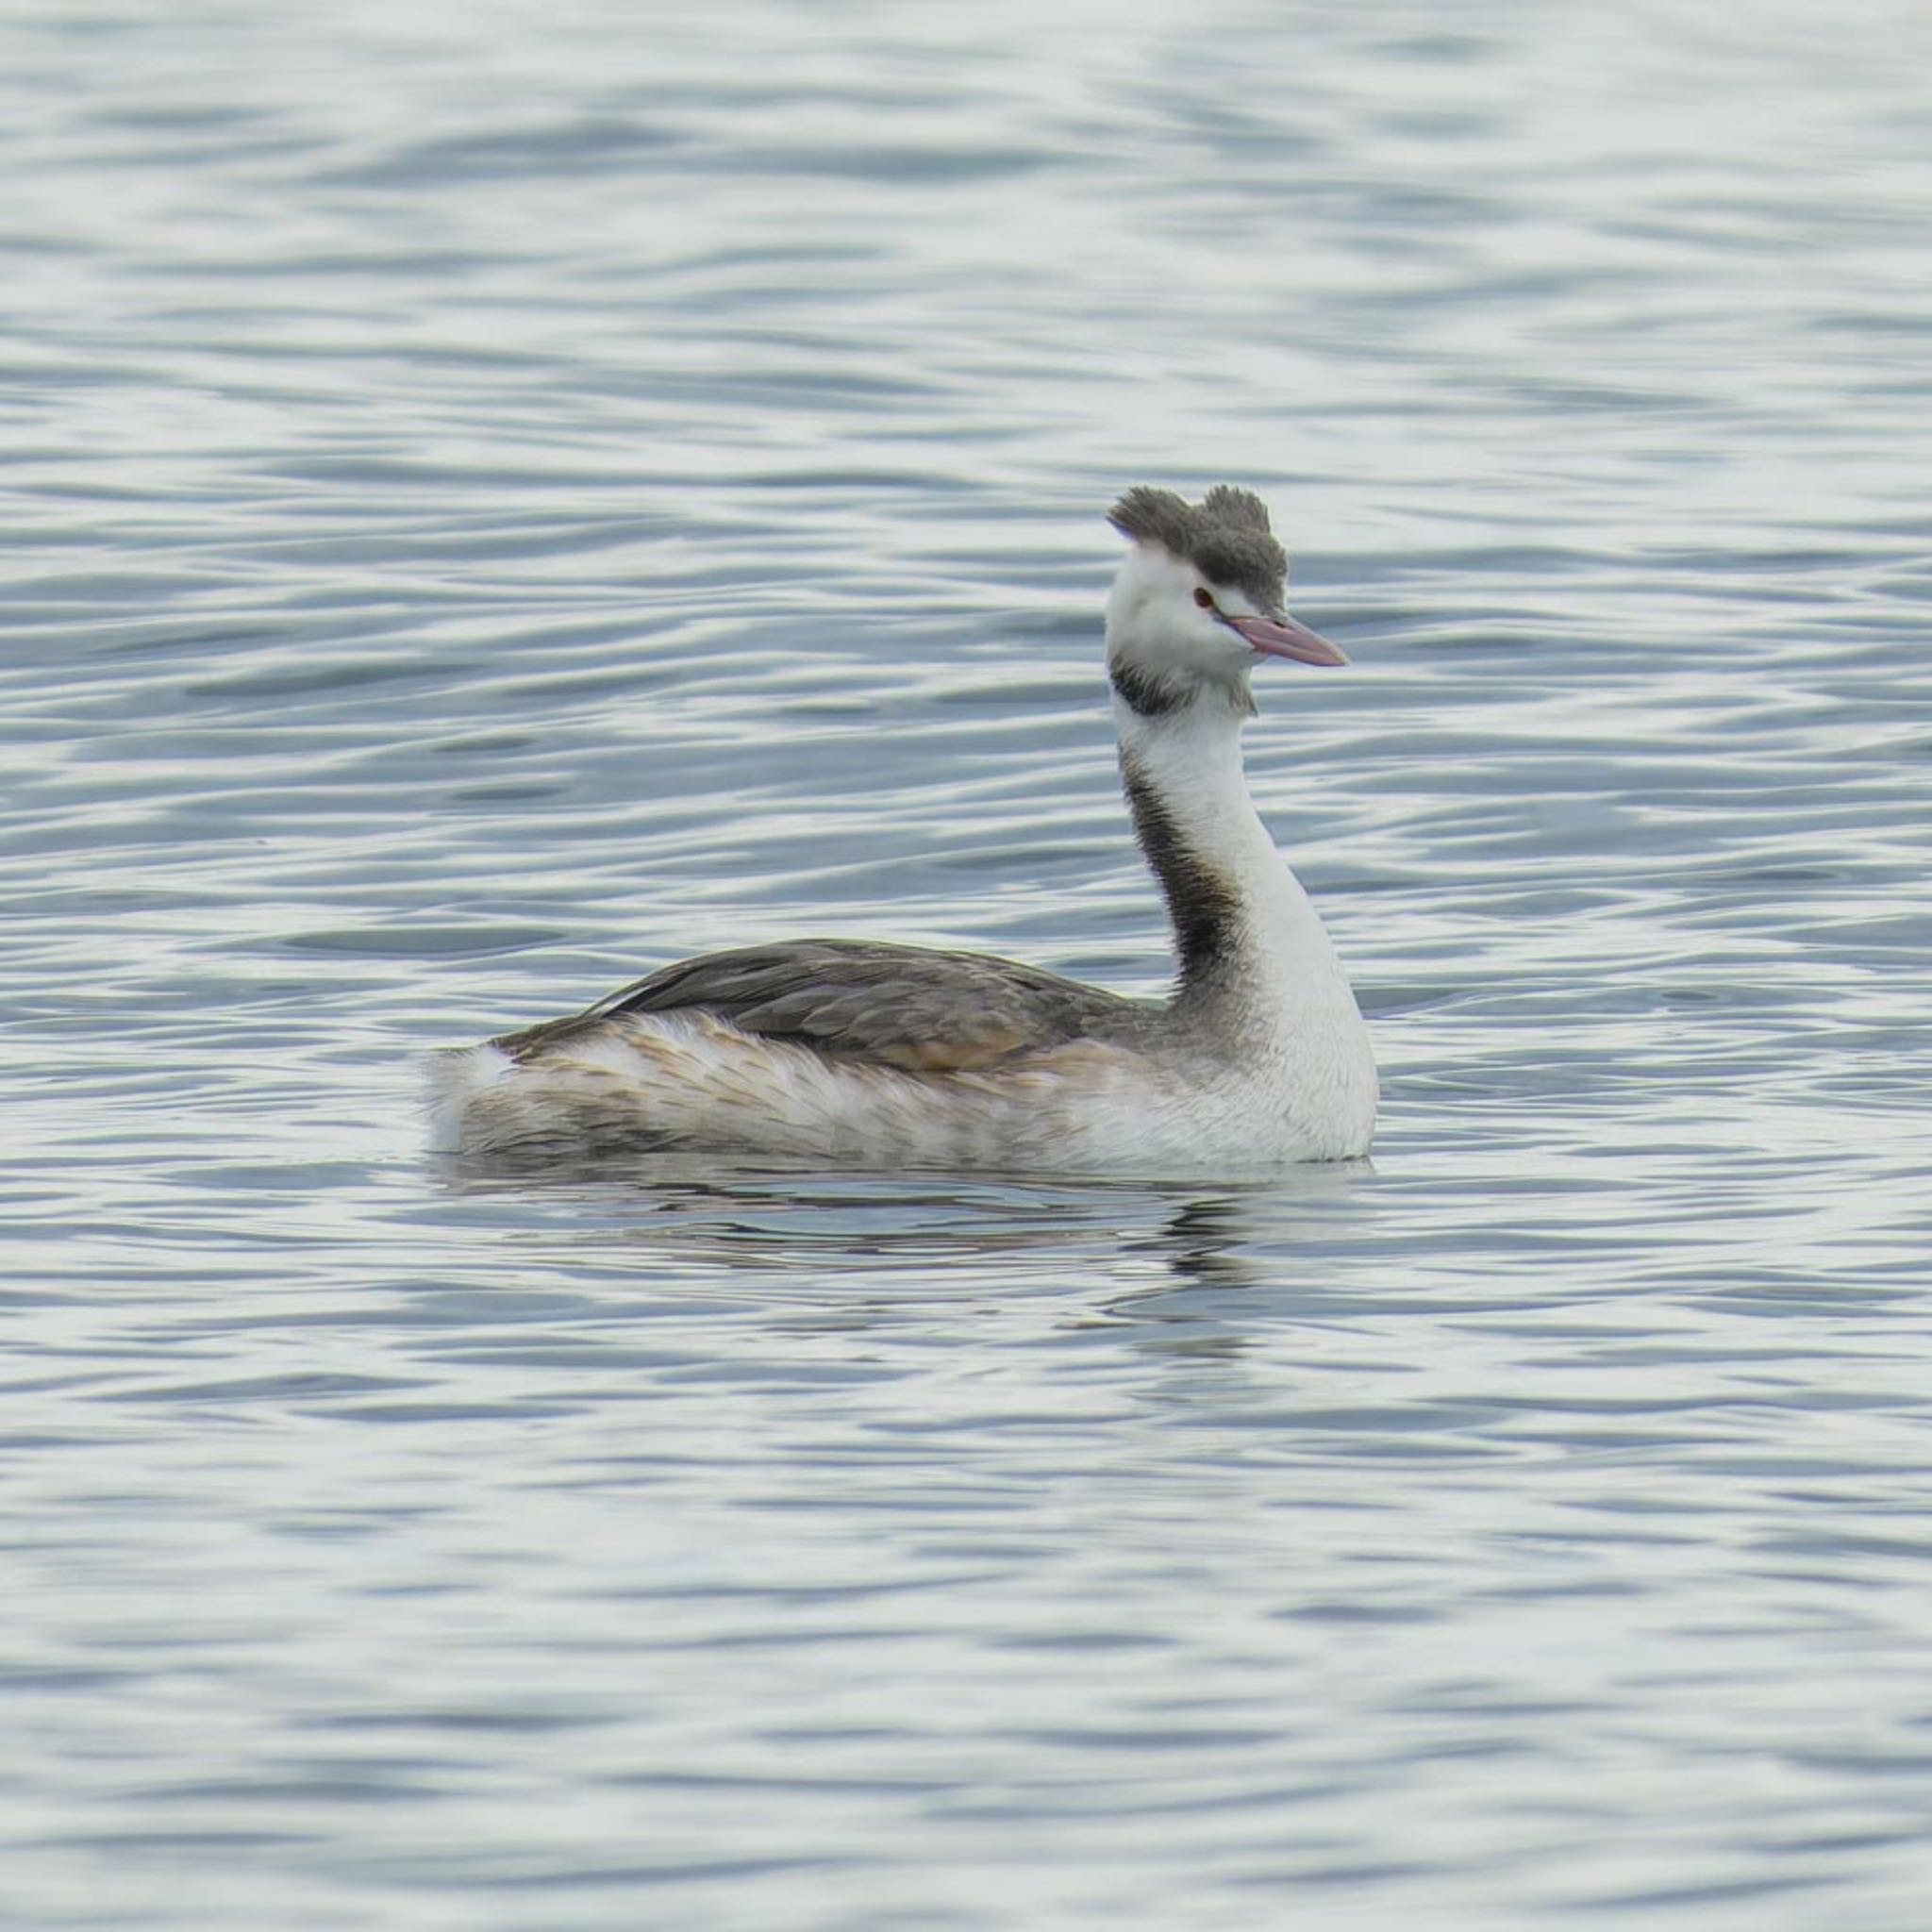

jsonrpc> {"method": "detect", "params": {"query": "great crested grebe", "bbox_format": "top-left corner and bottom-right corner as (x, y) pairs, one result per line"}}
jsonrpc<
(428, 486), (1376, 1173)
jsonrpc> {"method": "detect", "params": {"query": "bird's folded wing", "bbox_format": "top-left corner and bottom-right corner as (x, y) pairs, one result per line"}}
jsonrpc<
(503, 939), (1142, 1073)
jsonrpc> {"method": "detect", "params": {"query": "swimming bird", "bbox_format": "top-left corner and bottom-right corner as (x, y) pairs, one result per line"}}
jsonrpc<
(428, 486), (1376, 1173)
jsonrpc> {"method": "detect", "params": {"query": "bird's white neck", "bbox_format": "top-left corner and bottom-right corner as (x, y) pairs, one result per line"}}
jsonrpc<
(1113, 688), (1372, 1092)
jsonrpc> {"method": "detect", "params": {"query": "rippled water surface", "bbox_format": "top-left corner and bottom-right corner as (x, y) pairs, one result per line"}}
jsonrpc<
(6, 2), (1932, 1925)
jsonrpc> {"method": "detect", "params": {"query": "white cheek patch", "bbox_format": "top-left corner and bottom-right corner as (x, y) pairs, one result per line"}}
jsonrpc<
(1106, 544), (1256, 691)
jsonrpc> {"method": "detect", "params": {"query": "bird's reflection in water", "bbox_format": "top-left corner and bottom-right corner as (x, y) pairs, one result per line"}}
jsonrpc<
(1093, 1170), (1372, 1361)
(431, 1150), (1374, 1337)
(1129, 1196), (1262, 1288)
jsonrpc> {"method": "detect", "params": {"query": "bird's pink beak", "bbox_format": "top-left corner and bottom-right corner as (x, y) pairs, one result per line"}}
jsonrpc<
(1223, 611), (1349, 668)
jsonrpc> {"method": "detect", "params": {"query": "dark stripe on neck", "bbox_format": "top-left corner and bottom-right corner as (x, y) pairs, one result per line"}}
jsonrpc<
(1121, 751), (1242, 987)
(1110, 662), (1257, 721)
(1108, 662), (1190, 719)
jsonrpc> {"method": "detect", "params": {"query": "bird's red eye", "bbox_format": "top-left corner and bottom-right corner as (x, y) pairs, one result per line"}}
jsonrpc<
(1193, 587), (1214, 609)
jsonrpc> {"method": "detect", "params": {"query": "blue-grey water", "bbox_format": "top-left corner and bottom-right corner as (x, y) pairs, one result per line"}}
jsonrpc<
(5, 3), (1931, 1926)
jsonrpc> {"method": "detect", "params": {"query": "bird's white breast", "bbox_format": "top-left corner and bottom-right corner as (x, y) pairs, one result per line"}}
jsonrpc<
(427, 1008), (1369, 1175)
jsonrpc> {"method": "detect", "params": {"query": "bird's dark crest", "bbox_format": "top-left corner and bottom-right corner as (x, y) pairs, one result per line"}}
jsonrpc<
(1107, 486), (1201, 558)
(1107, 484), (1288, 609)
(1201, 485), (1273, 532)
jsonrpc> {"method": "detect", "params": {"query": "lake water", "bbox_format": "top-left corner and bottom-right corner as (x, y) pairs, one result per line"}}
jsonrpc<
(5, 2), (1931, 1925)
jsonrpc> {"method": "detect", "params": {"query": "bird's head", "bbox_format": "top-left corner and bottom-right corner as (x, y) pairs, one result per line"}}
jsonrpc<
(1104, 485), (1344, 717)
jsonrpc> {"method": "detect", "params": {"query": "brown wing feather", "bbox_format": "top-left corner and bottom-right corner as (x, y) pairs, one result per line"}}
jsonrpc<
(499, 940), (1144, 1073)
